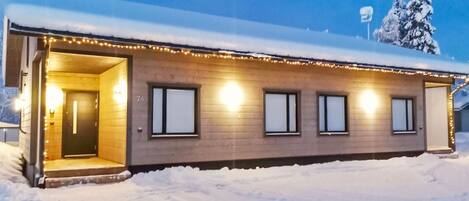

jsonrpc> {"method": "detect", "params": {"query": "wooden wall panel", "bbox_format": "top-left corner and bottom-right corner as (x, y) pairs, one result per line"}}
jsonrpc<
(48, 42), (453, 166)
(98, 61), (127, 164)
(44, 72), (99, 160)
(19, 37), (32, 162)
(129, 52), (428, 165)
(44, 65), (127, 164)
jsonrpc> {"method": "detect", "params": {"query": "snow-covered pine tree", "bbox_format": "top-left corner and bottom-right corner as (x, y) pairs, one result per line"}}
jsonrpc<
(401, 0), (440, 54)
(0, 23), (19, 124)
(374, 0), (406, 45)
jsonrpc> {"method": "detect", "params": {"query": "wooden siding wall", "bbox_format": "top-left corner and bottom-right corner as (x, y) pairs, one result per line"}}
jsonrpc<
(17, 36), (46, 185)
(130, 53), (429, 165)
(18, 37), (34, 163)
(44, 72), (99, 160)
(50, 42), (453, 166)
(98, 61), (127, 164)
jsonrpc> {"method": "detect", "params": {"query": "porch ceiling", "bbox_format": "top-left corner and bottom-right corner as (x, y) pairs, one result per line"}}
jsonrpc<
(425, 82), (451, 88)
(48, 52), (126, 74)
(3, 34), (23, 87)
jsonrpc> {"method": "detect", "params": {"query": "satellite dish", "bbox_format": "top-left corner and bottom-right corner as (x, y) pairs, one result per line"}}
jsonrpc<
(360, 6), (374, 23)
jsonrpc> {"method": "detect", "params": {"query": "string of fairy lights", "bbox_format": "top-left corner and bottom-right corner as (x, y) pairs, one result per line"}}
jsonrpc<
(42, 36), (468, 79)
(40, 34), (461, 161)
(448, 95), (455, 147)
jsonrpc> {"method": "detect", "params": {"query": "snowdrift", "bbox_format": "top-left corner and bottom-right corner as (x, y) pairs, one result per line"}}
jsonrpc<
(0, 142), (24, 183)
(0, 142), (38, 201)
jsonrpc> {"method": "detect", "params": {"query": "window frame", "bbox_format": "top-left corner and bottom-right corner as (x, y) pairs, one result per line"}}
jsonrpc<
(148, 83), (200, 138)
(391, 97), (416, 135)
(317, 93), (349, 136)
(263, 90), (301, 136)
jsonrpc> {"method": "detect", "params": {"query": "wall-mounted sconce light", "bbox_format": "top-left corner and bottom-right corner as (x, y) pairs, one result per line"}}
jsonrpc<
(14, 95), (25, 111)
(46, 85), (63, 124)
(219, 81), (244, 112)
(360, 89), (379, 116)
(113, 79), (127, 105)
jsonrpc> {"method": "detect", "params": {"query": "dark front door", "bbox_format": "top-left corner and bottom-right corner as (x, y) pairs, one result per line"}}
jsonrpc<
(63, 91), (98, 157)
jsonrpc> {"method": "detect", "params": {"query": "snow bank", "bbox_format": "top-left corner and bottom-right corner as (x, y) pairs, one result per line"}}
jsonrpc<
(34, 154), (469, 201)
(0, 142), (25, 183)
(0, 145), (468, 200)
(0, 140), (469, 200)
(4, 0), (469, 74)
(0, 142), (38, 201)
(0, 181), (38, 201)
(456, 132), (469, 155)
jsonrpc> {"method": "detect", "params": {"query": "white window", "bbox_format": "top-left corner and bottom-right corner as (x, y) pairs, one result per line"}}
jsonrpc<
(152, 86), (197, 136)
(265, 92), (298, 134)
(392, 98), (414, 132)
(319, 95), (347, 134)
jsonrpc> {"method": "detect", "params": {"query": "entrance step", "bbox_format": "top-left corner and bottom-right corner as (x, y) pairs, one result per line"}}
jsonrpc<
(45, 166), (127, 178)
(426, 148), (453, 154)
(434, 152), (459, 159)
(45, 170), (131, 188)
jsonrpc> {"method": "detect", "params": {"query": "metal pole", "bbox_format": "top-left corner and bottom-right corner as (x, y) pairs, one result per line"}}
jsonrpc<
(367, 22), (370, 40)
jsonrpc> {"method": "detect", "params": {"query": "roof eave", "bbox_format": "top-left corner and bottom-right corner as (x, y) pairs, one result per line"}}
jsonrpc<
(8, 22), (469, 79)
(2, 17), (9, 87)
(3, 20), (24, 88)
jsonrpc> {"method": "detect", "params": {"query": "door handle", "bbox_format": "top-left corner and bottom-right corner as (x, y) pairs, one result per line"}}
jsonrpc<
(72, 100), (78, 134)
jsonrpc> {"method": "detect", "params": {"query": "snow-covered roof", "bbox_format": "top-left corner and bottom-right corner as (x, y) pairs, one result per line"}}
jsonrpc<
(0, 121), (18, 128)
(455, 95), (469, 111)
(4, 0), (469, 74)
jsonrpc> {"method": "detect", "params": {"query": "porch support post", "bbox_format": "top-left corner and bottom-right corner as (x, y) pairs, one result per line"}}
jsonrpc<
(447, 88), (456, 151)
(28, 38), (48, 187)
(37, 39), (49, 187)
(449, 78), (469, 151)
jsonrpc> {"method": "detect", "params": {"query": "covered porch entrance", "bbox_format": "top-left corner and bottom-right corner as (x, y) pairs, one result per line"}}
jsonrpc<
(425, 82), (454, 153)
(43, 51), (129, 187)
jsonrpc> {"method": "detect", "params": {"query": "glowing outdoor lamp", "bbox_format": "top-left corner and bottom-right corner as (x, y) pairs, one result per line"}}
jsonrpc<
(46, 85), (63, 115)
(360, 90), (378, 116)
(219, 81), (244, 112)
(113, 79), (127, 105)
(14, 95), (25, 111)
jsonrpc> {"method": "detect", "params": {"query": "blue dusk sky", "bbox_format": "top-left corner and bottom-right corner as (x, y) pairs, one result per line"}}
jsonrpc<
(125, 0), (469, 62)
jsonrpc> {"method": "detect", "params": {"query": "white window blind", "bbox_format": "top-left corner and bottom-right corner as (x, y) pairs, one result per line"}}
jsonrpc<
(265, 94), (287, 132)
(392, 98), (414, 132)
(288, 94), (297, 132)
(327, 96), (346, 131)
(152, 88), (163, 133)
(319, 95), (347, 133)
(407, 99), (414, 131)
(152, 87), (196, 135)
(319, 96), (325, 131)
(166, 89), (195, 133)
(265, 92), (298, 133)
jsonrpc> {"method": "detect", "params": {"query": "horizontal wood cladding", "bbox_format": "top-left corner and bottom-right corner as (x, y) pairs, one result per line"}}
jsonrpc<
(44, 72), (99, 160)
(43, 60), (127, 164)
(130, 51), (427, 165)
(98, 61), (127, 164)
(49, 43), (444, 166)
(19, 37), (36, 163)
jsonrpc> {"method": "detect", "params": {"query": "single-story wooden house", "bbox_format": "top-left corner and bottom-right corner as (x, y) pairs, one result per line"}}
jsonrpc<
(2, 1), (469, 187)
(455, 96), (469, 132)
(0, 121), (19, 145)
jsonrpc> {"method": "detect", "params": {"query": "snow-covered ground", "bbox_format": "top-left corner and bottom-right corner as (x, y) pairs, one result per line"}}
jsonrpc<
(1, 133), (469, 201)
(456, 132), (469, 155)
